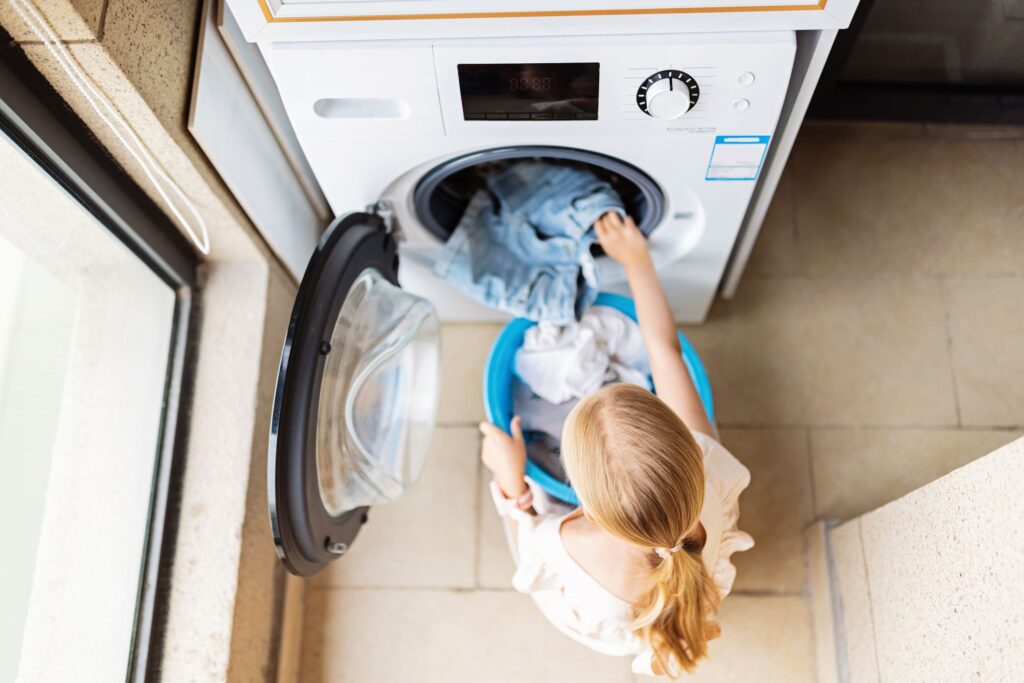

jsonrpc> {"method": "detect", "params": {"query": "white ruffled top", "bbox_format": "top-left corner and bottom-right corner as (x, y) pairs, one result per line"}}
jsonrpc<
(489, 431), (754, 675)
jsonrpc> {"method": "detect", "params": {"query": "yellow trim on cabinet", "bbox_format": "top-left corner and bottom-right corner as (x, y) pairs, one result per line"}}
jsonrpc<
(257, 0), (827, 23)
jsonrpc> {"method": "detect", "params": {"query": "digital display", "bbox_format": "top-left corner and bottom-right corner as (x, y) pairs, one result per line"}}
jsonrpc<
(457, 63), (599, 121)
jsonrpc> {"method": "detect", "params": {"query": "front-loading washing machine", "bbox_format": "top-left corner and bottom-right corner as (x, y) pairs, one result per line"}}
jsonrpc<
(265, 30), (796, 322)
(264, 30), (796, 574)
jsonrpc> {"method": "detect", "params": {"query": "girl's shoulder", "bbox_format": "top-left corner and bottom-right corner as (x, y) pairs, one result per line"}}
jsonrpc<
(690, 430), (752, 493)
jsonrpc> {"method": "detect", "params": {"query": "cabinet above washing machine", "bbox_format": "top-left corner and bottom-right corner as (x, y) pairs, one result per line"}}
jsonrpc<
(228, 0), (859, 43)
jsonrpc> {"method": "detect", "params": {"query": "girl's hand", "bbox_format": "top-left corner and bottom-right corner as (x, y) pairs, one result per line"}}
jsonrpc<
(479, 417), (529, 498)
(594, 212), (650, 272)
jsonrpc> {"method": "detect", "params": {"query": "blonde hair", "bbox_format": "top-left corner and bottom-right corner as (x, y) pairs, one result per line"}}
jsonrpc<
(561, 383), (719, 677)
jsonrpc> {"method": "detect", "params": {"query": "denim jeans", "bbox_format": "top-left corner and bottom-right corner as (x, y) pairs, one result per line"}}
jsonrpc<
(433, 162), (624, 323)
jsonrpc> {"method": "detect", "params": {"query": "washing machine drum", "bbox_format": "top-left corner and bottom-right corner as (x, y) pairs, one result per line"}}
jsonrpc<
(413, 145), (665, 244)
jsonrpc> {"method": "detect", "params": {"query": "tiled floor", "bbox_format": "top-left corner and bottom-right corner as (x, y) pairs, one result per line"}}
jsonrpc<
(298, 123), (1023, 682)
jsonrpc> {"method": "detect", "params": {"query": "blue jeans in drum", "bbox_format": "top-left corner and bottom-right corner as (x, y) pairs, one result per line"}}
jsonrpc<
(433, 162), (625, 323)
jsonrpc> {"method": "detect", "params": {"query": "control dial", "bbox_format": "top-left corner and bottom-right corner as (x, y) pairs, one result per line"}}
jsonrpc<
(636, 70), (700, 119)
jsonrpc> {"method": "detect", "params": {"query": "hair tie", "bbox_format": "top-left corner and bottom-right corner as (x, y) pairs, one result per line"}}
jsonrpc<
(655, 542), (684, 560)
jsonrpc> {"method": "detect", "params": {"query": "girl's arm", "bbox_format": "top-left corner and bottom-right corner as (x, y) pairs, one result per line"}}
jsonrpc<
(594, 213), (715, 437)
(480, 417), (537, 531)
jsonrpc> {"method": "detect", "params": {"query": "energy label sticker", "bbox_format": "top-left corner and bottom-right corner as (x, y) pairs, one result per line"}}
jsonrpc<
(705, 135), (770, 181)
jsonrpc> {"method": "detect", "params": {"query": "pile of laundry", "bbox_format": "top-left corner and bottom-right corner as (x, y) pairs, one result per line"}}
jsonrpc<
(433, 161), (625, 324)
(513, 305), (650, 483)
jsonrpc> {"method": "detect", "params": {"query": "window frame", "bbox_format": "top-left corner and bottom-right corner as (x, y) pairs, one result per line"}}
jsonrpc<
(0, 42), (200, 683)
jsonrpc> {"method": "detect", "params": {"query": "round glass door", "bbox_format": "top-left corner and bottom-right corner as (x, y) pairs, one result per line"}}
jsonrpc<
(269, 212), (441, 576)
(316, 269), (440, 516)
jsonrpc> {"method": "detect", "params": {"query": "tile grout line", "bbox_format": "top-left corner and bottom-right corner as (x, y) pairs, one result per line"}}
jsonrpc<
(472, 431), (484, 590)
(805, 427), (819, 521)
(939, 279), (964, 428)
(750, 272), (1024, 281)
(715, 421), (1024, 432)
(310, 584), (519, 594)
(800, 424), (817, 680)
(453, 420), (1024, 432)
(730, 588), (807, 597)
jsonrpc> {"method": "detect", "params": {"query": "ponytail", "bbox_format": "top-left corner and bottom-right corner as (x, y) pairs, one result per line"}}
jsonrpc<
(633, 546), (720, 676)
(561, 384), (721, 678)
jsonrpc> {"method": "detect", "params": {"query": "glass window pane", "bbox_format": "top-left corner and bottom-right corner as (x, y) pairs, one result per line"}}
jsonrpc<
(0, 133), (176, 681)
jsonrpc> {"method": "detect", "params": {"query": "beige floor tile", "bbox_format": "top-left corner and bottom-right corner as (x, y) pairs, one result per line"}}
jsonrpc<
(744, 172), (800, 276)
(301, 588), (633, 683)
(438, 324), (503, 425)
(923, 123), (1024, 140)
(719, 429), (812, 593)
(315, 428), (480, 589)
(477, 470), (519, 589)
(944, 278), (1024, 427)
(684, 277), (957, 426)
(798, 121), (927, 143)
(811, 428), (1022, 520)
(636, 596), (815, 683)
(778, 137), (1024, 276)
(829, 520), (880, 683)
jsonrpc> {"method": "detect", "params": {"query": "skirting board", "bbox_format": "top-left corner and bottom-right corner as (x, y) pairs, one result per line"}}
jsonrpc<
(806, 521), (842, 683)
(275, 573), (306, 683)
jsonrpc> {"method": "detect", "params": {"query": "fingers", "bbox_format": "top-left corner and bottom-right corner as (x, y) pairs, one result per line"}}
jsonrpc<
(479, 419), (521, 440)
(510, 415), (524, 443)
(594, 212), (632, 239)
(479, 421), (504, 438)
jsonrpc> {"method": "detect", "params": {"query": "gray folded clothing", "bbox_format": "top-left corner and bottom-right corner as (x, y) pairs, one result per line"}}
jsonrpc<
(513, 377), (580, 441)
(524, 432), (568, 484)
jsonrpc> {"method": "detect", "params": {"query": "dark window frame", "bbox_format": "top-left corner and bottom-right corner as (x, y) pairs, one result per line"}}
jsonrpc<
(1, 36), (199, 683)
(808, 0), (1024, 125)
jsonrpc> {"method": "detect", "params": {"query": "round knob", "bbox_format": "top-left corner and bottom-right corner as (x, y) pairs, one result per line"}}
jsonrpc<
(637, 70), (699, 119)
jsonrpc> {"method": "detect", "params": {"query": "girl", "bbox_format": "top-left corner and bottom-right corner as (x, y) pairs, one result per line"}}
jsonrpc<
(480, 212), (754, 677)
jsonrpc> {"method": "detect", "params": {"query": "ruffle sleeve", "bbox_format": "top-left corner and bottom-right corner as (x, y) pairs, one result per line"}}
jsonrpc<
(488, 480), (567, 593)
(693, 432), (756, 598)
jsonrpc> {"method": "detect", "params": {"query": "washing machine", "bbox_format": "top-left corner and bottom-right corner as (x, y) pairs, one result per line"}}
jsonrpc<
(265, 31), (796, 322)
(263, 30), (795, 575)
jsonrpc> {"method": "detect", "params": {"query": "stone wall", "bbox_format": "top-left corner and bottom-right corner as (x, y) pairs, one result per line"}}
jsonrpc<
(830, 437), (1024, 681)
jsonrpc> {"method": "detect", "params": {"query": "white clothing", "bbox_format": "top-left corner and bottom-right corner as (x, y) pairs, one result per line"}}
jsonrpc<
(515, 306), (650, 404)
(489, 431), (754, 676)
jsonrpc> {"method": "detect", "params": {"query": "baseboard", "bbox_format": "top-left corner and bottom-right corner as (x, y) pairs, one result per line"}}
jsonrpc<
(275, 573), (306, 683)
(806, 521), (842, 683)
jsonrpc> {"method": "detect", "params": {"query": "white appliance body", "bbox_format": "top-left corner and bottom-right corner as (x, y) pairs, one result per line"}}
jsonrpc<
(265, 31), (796, 321)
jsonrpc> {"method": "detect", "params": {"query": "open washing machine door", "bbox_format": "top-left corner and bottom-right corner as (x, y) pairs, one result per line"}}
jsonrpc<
(269, 210), (441, 576)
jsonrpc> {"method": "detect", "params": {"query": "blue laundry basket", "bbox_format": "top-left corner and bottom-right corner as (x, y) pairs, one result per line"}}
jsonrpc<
(482, 291), (714, 506)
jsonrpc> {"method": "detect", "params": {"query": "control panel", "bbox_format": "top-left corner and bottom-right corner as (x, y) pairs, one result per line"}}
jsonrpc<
(267, 32), (796, 139)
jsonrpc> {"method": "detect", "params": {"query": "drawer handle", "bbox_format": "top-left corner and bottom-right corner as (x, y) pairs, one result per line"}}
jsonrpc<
(313, 98), (410, 120)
